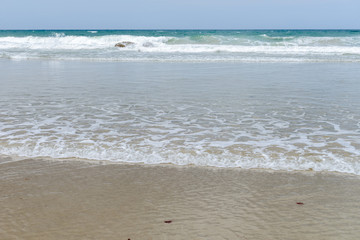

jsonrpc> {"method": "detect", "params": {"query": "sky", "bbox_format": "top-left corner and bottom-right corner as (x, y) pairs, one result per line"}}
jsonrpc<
(1, 0), (359, 29)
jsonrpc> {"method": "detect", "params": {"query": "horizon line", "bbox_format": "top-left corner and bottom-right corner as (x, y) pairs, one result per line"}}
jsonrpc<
(1, 28), (360, 31)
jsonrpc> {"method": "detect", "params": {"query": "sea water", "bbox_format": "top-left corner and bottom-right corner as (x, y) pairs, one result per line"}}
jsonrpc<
(0, 30), (359, 174)
(1, 30), (360, 62)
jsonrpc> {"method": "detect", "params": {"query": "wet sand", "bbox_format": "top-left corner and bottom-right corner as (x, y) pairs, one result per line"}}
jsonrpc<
(1, 157), (360, 240)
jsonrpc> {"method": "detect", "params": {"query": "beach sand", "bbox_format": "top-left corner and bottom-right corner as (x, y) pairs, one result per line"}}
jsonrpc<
(1, 157), (360, 240)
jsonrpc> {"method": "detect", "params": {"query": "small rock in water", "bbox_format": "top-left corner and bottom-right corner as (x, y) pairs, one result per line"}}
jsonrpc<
(115, 41), (135, 48)
(164, 220), (172, 223)
(296, 202), (304, 205)
(115, 43), (125, 47)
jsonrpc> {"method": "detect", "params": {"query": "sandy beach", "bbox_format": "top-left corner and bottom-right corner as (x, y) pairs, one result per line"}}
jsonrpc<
(1, 157), (360, 240)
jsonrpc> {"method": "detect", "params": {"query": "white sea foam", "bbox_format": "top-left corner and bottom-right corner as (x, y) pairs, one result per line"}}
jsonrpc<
(0, 35), (171, 50)
(1, 99), (359, 174)
(1, 35), (360, 62)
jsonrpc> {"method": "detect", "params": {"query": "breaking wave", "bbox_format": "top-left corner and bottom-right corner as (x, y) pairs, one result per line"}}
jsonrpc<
(1, 30), (360, 62)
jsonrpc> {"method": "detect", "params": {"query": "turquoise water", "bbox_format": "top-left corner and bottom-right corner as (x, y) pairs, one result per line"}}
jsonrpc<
(1, 29), (360, 38)
(1, 30), (360, 62)
(0, 30), (360, 38)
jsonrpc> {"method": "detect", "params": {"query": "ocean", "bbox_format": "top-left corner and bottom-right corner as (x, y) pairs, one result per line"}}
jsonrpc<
(0, 30), (359, 174)
(1, 29), (360, 62)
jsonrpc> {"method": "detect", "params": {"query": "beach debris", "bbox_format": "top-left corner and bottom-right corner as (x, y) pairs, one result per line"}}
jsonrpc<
(164, 220), (172, 223)
(115, 41), (135, 47)
(296, 202), (304, 205)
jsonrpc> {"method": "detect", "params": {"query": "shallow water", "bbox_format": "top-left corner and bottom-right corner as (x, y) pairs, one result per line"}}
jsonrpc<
(0, 60), (359, 174)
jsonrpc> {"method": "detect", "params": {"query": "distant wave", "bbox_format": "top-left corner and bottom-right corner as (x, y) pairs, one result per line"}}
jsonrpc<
(259, 34), (295, 40)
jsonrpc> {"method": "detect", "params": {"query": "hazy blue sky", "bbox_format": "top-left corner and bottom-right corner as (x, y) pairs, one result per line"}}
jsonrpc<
(1, 0), (359, 29)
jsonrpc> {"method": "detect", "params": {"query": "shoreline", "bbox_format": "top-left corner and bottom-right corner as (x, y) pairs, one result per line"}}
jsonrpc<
(1, 157), (360, 239)
(2, 154), (360, 177)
